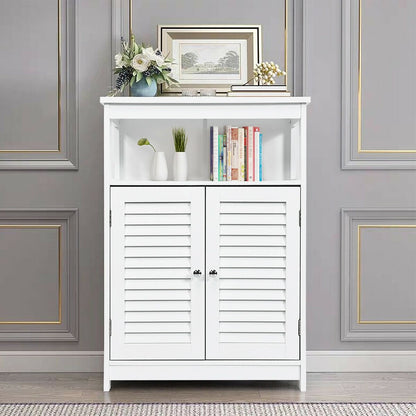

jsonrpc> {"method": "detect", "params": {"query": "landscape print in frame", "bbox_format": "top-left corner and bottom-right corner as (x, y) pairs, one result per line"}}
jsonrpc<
(159, 25), (261, 94)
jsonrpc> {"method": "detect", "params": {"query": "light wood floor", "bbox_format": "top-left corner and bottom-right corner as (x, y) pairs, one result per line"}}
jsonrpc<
(0, 373), (415, 403)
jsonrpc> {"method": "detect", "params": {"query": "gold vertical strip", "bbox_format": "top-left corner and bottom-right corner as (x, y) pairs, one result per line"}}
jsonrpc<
(357, 225), (361, 324)
(57, 0), (62, 152)
(357, 0), (362, 153)
(357, 0), (416, 153)
(129, 0), (133, 41)
(58, 226), (62, 322)
(357, 224), (416, 324)
(0, 224), (62, 324)
(284, 0), (288, 88)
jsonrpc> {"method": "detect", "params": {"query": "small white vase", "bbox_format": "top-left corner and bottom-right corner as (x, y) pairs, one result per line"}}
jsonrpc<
(173, 152), (188, 181)
(151, 151), (168, 181)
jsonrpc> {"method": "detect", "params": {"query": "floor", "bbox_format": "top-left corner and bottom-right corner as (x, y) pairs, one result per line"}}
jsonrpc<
(0, 373), (415, 403)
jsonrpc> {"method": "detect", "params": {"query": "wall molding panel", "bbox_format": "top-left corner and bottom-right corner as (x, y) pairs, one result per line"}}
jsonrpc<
(0, 209), (78, 341)
(111, 0), (305, 95)
(341, 208), (416, 341)
(0, 0), (78, 170)
(341, 0), (416, 169)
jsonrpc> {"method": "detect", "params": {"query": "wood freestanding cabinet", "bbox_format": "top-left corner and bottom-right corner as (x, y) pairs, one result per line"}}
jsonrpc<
(101, 96), (310, 392)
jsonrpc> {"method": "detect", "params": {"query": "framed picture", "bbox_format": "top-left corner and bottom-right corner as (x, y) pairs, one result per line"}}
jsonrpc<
(158, 25), (262, 94)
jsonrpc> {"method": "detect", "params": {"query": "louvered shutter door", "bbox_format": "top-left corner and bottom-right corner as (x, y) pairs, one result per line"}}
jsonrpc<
(206, 187), (300, 360)
(110, 187), (205, 360)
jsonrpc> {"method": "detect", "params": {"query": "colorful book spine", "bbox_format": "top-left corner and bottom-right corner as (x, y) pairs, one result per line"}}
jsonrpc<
(259, 133), (263, 181)
(238, 128), (245, 181)
(246, 126), (254, 181)
(253, 127), (260, 181)
(210, 126), (219, 181)
(243, 127), (248, 181)
(218, 134), (224, 181)
(226, 126), (232, 181)
(231, 127), (239, 181)
(255, 130), (260, 182)
(223, 133), (227, 181)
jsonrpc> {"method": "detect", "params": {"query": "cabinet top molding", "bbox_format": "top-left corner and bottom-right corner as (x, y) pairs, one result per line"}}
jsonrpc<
(100, 97), (311, 106)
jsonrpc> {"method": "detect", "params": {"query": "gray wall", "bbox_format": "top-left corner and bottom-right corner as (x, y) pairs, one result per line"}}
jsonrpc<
(0, 0), (110, 350)
(0, 0), (414, 354)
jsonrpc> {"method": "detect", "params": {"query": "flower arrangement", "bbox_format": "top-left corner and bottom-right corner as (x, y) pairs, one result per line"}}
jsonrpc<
(172, 128), (188, 152)
(252, 61), (286, 85)
(110, 35), (178, 96)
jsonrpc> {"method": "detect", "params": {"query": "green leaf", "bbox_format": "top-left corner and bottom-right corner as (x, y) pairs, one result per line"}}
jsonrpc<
(137, 138), (150, 146)
(129, 77), (135, 87)
(145, 76), (152, 86)
(136, 72), (143, 81)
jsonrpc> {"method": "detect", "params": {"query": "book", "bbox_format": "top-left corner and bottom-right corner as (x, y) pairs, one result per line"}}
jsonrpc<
(243, 127), (248, 181)
(226, 126), (232, 181)
(231, 127), (239, 181)
(222, 132), (227, 181)
(231, 84), (287, 92)
(246, 126), (254, 182)
(210, 126), (219, 181)
(253, 127), (260, 181)
(238, 128), (245, 181)
(259, 133), (263, 181)
(218, 134), (224, 181)
(228, 91), (291, 97)
(255, 130), (260, 181)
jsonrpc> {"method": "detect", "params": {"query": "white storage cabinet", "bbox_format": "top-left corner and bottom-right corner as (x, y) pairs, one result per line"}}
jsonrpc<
(101, 97), (310, 392)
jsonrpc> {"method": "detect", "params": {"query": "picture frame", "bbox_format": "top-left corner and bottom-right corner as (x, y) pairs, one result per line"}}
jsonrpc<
(158, 25), (262, 94)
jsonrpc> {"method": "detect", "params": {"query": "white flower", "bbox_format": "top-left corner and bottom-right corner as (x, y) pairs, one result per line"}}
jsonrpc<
(155, 54), (164, 66)
(132, 54), (150, 72)
(142, 47), (157, 60)
(114, 53), (123, 68)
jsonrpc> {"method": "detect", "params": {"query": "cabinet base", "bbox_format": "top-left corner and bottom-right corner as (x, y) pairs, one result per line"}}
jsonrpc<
(104, 360), (306, 392)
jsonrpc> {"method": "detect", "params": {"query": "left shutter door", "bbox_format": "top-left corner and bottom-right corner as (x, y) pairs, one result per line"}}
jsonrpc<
(110, 187), (205, 360)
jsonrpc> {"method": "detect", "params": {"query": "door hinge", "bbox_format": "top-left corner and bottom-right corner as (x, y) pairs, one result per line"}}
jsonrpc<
(109, 319), (112, 336)
(109, 210), (112, 227)
(298, 210), (301, 227)
(298, 319), (301, 336)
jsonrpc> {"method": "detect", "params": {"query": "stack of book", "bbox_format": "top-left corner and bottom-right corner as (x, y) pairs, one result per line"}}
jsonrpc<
(227, 85), (290, 97)
(210, 126), (263, 182)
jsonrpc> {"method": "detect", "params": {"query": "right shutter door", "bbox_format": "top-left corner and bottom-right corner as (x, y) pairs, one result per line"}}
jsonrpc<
(205, 186), (300, 360)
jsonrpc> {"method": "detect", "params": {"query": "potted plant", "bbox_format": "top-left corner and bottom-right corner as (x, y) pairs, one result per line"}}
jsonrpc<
(137, 138), (168, 181)
(172, 128), (188, 181)
(111, 35), (178, 97)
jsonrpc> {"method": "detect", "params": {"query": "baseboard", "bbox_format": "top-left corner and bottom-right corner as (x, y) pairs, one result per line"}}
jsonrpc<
(307, 351), (416, 372)
(0, 350), (415, 373)
(0, 351), (103, 372)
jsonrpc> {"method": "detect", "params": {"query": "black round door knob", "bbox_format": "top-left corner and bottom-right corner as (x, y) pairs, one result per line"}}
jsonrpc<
(209, 269), (218, 275)
(193, 269), (202, 275)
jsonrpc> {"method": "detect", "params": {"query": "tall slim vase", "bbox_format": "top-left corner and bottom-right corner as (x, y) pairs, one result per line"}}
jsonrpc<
(151, 152), (168, 181)
(173, 152), (188, 181)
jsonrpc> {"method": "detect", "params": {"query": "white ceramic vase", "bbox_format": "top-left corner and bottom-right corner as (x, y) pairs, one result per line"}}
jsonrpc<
(151, 151), (168, 181)
(173, 152), (188, 181)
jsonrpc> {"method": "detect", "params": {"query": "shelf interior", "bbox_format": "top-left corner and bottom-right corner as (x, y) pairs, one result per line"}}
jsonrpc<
(109, 118), (301, 183)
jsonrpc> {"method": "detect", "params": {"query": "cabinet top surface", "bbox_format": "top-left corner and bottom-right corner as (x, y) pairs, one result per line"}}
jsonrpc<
(100, 96), (311, 105)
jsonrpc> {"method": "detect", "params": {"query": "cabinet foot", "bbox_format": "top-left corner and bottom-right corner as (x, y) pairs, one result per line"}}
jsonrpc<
(103, 377), (111, 392)
(298, 375), (306, 392)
